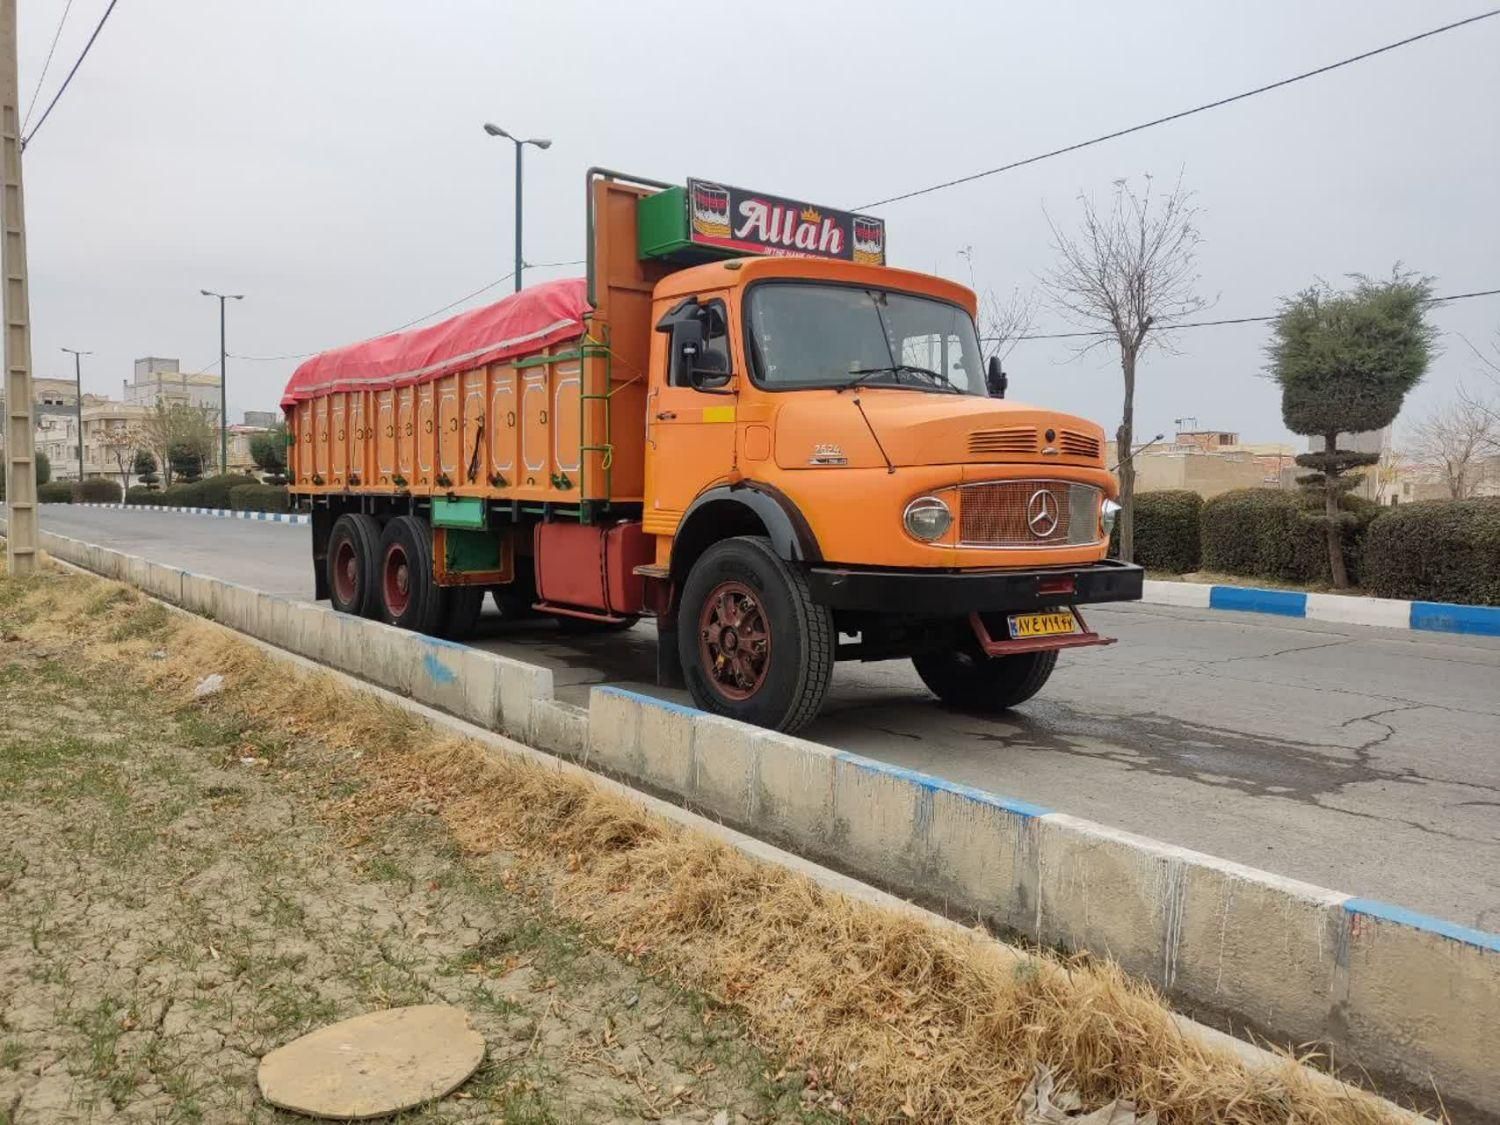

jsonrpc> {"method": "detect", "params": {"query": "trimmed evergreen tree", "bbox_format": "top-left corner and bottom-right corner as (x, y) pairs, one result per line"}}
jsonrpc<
(1268, 270), (1437, 587)
(132, 449), (159, 488)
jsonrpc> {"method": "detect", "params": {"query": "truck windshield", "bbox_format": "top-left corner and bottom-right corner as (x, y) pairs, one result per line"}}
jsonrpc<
(746, 282), (987, 395)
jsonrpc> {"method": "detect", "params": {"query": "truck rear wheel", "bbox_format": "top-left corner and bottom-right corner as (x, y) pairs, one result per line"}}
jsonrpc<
(912, 641), (1057, 712)
(377, 515), (448, 635)
(678, 536), (833, 733)
(326, 513), (382, 618)
(439, 586), (485, 640)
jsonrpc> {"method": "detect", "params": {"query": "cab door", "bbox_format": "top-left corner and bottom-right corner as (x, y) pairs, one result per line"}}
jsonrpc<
(643, 294), (739, 535)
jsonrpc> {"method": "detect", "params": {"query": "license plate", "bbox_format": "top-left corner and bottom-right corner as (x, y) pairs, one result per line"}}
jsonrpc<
(1007, 610), (1079, 639)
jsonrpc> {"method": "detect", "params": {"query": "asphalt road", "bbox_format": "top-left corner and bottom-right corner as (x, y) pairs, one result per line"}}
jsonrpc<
(29, 505), (1500, 930)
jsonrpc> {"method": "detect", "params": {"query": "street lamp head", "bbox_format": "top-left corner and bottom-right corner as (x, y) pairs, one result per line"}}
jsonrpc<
(200, 288), (212, 296)
(527, 138), (552, 150)
(483, 122), (509, 138)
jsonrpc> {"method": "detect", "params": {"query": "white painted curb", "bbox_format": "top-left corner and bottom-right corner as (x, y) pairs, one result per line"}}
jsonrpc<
(40, 501), (308, 525)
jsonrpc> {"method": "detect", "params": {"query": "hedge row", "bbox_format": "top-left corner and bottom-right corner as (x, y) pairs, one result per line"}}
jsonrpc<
(1362, 498), (1500, 606)
(228, 483), (290, 513)
(1199, 489), (1379, 586)
(75, 478), (123, 504)
(135, 473), (258, 510)
(1110, 490), (1202, 574)
(1121, 487), (1500, 605)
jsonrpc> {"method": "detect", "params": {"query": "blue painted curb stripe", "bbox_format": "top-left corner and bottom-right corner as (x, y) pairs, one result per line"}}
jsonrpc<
(1208, 585), (1308, 617)
(1344, 898), (1500, 953)
(594, 684), (707, 719)
(592, 687), (1052, 820)
(833, 750), (1052, 819)
(1409, 601), (1500, 637)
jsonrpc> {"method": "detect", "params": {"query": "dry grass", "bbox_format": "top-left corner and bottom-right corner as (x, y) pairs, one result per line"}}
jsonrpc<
(2, 558), (1427, 1124)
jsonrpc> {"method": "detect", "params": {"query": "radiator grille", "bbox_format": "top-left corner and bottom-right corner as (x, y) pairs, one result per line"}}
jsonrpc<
(958, 480), (1102, 547)
(967, 427), (1036, 456)
(1058, 429), (1101, 459)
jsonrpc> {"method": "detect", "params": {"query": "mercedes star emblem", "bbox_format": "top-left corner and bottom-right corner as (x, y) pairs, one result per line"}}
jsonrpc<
(1027, 489), (1060, 538)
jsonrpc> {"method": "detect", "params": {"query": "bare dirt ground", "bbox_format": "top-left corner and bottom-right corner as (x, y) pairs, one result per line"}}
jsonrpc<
(0, 581), (823, 1123)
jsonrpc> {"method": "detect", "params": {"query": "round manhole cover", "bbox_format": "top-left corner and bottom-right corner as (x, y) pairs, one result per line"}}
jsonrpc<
(257, 1005), (485, 1120)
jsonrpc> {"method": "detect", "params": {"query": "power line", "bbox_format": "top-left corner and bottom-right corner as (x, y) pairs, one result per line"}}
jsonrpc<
(229, 258), (586, 363)
(21, 0), (76, 135)
(20, 0), (120, 151)
(859, 9), (1500, 210)
(993, 287), (1500, 343)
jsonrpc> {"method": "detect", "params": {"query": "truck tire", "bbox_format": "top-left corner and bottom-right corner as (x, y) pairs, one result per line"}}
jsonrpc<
(678, 535), (833, 733)
(438, 586), (485, 640)
(912, 642), (1057, 712)
(326, 513), (382, 618)
(376, 515), (448, 635)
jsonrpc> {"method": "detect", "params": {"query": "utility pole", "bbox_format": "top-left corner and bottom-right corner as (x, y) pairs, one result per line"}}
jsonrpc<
(2, 0), (37, 575)
(200, 289), (242, 474)
(62, 347), (90, 479)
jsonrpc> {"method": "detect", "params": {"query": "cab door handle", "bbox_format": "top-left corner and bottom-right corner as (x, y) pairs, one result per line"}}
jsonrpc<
(655, 410), (677, 421)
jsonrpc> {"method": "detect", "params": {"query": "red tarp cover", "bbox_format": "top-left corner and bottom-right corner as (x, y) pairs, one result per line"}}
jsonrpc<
(281, 277), (589, 407)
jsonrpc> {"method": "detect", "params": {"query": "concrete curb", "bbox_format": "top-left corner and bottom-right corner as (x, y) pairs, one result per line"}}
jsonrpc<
(18, 525), (1499, 1115)
(40, 501), (309, 525)
(1141, 577), (1500, 637)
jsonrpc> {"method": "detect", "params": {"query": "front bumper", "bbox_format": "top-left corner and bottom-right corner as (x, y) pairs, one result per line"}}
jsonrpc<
(804, 558), (1144, 616)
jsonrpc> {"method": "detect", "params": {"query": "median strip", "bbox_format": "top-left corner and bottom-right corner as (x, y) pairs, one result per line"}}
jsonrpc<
(0, 552), (1425, 1123)
(12, 523), (1498, 1118)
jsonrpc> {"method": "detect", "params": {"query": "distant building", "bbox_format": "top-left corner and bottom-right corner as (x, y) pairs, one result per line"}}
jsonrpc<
(227, 423), (271, 474)
(242, 409), (278, 428)
(122, 357), (222, 419)
(33, 377), (78, 407)
(1108, 429), (1297, 500)
(82, 399), (152, 484)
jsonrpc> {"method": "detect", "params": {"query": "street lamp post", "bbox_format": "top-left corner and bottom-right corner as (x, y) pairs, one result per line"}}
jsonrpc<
(61, 346), (90, 479)
(200, 289), (243, 474)
(482, 123), (551, 292)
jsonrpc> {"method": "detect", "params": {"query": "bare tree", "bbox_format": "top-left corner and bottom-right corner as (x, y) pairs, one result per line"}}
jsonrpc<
(1460, 328), (1500, 446)
(1042, 175), (1208, 562)
(98, 423), (140, 493)
(978, 286), (1037, 366)
(139, 403), (214, 487)
(1405, 386), (1500, 499)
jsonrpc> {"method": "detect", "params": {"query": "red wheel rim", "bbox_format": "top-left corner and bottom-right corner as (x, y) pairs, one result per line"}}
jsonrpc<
(332, 538), (359, 605)
(382, 543), (411, 617)
(697, 581), (771, 701)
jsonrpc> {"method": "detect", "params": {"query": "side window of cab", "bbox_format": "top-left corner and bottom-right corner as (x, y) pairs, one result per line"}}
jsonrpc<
(669, 299), (732, 388)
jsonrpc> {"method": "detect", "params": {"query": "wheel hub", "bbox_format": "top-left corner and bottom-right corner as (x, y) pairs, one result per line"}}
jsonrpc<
(698, 582), (770, 701)
(383, 544), (412, 617)
(332, 540), (359, 604)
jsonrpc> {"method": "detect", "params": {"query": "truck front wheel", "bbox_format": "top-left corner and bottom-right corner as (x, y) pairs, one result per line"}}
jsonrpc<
(678, 536), (833, 733)
(912, 642), (1057, 713)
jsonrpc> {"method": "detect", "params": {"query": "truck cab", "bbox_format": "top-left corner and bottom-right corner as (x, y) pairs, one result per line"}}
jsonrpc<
(636, 253), (1139, 729)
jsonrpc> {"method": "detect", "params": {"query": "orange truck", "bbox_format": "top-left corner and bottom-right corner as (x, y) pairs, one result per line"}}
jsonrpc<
(285, 170), (1142, 732)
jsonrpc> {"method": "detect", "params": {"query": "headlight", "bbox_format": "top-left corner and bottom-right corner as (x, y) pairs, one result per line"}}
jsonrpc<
(903, 496), (952, 542)
(1101, 499), (1121, 536)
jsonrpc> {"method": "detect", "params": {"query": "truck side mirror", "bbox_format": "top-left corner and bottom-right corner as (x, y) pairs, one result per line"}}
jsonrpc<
(987, 355), (1008, 398)
(690, 348), (732, 391)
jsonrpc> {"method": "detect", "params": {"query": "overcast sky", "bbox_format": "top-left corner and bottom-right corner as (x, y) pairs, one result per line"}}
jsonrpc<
(17, 0), (1500, 444)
